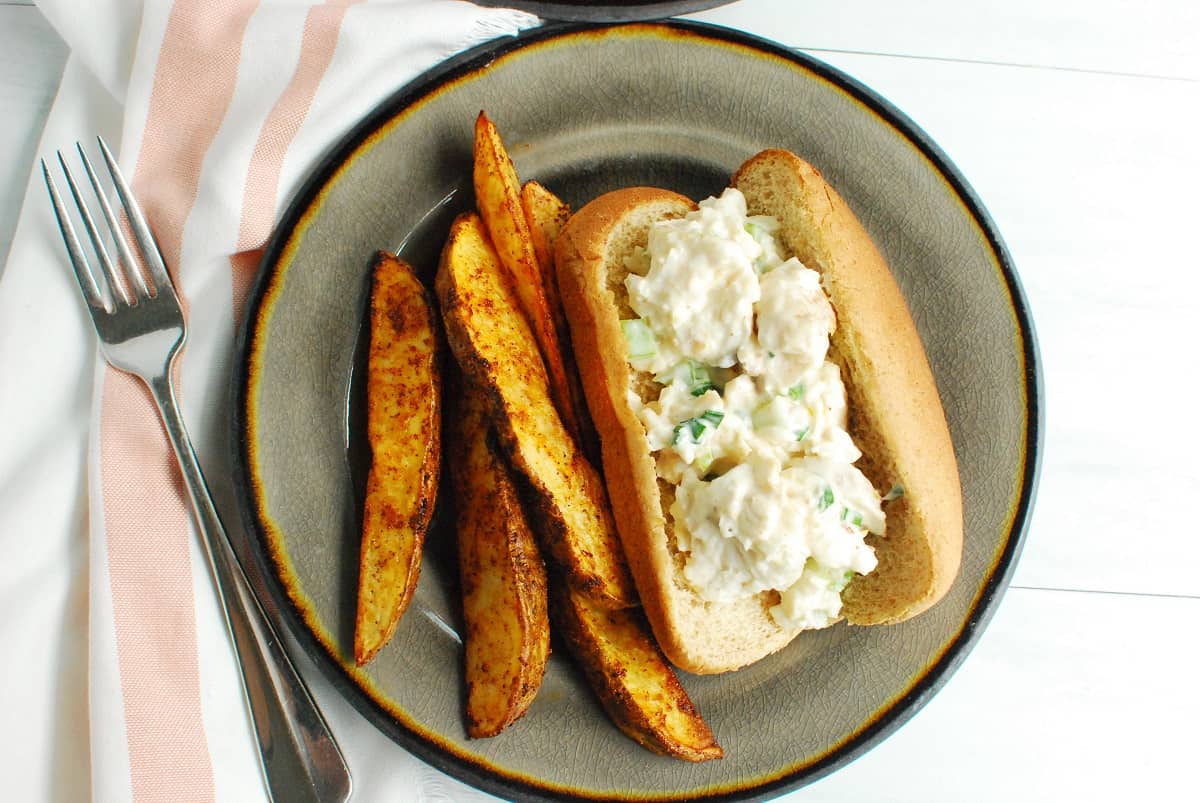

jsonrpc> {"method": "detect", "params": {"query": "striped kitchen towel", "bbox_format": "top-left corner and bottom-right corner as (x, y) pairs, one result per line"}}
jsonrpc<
(0, 1), (537, 800)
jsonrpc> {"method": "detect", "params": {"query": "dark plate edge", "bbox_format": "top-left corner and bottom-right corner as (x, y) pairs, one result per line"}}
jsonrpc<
(474, 1), (733, 23)
(229, 19), (1044, 803)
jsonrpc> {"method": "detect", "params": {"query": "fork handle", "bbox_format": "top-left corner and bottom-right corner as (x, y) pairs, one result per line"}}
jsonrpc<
(146, 371), (352, 803)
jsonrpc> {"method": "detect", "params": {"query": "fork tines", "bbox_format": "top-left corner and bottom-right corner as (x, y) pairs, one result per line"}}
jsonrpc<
(42, 137), (173, 314)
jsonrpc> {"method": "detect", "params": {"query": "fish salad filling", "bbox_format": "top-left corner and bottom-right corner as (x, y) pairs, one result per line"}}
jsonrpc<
(621, 188), (884, 631)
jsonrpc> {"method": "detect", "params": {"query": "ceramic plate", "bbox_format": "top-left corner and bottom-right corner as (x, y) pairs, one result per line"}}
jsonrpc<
(475, 2), (734, 23)
(233, 21), (1041, 801)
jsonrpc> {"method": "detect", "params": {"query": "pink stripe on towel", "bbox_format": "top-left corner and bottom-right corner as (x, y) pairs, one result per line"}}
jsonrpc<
(231, 0), (363, 317)
(98, 1), (258, 800)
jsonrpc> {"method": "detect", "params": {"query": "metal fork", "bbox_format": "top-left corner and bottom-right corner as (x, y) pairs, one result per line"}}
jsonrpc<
(43, 137), (352, 803)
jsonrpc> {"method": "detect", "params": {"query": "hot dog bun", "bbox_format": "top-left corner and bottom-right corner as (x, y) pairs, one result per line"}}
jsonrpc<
(554, 150), (962, 674)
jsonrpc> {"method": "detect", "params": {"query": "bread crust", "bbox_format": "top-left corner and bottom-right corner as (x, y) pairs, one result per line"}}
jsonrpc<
(731, 150), (962, 625)
(554, 153), (963, 672)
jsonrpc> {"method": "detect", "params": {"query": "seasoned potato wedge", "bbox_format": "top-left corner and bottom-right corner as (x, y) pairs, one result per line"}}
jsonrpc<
(520, 179), (572, 327)
(520, 179), (600, 463)
(473, 111), (582, 441)
(550, 579), (723, 762)
(354, 251), (441, 666)
(449, 374), (550, 737)
(435, 212), (637, 610)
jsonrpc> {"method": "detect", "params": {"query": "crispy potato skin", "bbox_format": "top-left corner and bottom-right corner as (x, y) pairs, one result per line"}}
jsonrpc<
(354, 251), (441, 666)
(520, 180), (600, 464)
(520, 179), (572, 338)
(550, 579), (723, 762)
(473, 112), (582, 441)
(435, 212), (637, 610)
(449, 376), (550, 738)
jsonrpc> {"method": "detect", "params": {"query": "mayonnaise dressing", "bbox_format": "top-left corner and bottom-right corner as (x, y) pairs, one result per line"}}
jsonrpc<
(621, 187), (884, 631)
(626, 189), (761, 371)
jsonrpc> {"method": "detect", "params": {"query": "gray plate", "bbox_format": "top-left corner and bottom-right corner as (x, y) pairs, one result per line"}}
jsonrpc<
(233, 21), (1040, 802)
(474, 1), (733, 22)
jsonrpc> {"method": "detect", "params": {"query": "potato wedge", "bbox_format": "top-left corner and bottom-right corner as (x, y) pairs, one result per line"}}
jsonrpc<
(550, 579), (723, 762)
(449, 373), (550, 737)
(473, 111), (582, 442)
(435, 211), (637, 609)
(521, 179), (601, 464)
(520, 179), (572, 328)
(354, 251), (441, 666)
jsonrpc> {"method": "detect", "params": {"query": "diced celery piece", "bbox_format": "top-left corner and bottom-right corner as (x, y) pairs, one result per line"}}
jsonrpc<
(620, 319), (657, 359)
(751, 397), (789, 430)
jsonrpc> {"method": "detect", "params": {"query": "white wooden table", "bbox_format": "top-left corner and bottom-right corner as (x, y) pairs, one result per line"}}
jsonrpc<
(3, 1), (1197, 800)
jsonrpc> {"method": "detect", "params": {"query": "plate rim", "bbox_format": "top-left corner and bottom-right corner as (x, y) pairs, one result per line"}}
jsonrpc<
(474, 1), (735, 23)
(230, 19), (1044, 802)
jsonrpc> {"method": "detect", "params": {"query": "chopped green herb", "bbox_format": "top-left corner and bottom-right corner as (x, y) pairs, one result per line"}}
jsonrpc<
(841, 507), (864, 527)
(620, 319), (657, 359)
(654, 360), (717, 396)
(818, 487), (834, 511)
(834, 569), (856, 593)
(788, 383), (806, 400)
(795, 427), (809, 442)
(768, 351), (776, 358)
(671, 410), (725, 446)
(687, 361), (714, 396)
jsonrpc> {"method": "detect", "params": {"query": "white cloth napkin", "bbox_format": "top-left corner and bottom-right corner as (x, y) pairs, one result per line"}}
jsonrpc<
(0, 1), (539, 801)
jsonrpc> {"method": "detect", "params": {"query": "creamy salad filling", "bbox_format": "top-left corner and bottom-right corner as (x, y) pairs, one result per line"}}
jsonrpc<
(621, 188), (884, 631)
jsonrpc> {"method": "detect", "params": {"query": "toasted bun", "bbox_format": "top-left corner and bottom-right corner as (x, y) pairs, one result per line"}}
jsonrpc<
(731, 150), (962, 625)
(554, 153), (963, 673)
(555, 188), (801, 674)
